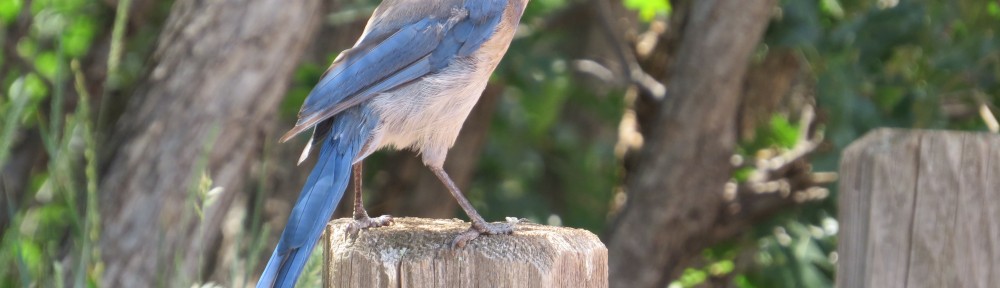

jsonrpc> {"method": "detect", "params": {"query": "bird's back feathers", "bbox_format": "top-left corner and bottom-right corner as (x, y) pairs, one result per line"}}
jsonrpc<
(280, 0), (509, 143)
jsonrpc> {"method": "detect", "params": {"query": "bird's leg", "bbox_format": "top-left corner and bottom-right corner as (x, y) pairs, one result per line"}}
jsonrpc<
(429, 166), (516, 248)
(345, 163), (392, 238)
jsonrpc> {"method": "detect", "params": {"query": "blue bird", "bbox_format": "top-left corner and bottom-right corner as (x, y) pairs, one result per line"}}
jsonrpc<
(257, 0), (529, 287)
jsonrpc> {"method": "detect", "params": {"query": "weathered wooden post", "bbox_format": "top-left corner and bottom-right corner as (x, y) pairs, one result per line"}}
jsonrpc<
(838, 129), (1000, 287)
(323, 217), (608, 288)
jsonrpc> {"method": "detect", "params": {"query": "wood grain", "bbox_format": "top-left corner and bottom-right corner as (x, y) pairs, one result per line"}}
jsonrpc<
(323, 217), (608, 288)
(837, 129), (1000, 288)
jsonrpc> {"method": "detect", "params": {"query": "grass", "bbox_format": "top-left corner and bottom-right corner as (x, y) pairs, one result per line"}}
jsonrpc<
(71, 59), (101, 288)
(0, 0), (271, 286)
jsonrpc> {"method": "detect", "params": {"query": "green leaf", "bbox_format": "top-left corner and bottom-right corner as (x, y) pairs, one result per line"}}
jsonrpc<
(24, 74), (49, 100)
(709, 260), (735, 276)
(989, 2), (1000, 18)
(820, 0), (844, 19)
(35, 52), (59, 80)
(63, 18), (96, 57)
(733, 166), (754, 182)
(16, 39), (36, 58)
(676, 267), (708, 287)
(0, 0), (21, 24)
(768, 115), (799, 149)
(623, 0), (671, 21)
(19, 240), (43, 276)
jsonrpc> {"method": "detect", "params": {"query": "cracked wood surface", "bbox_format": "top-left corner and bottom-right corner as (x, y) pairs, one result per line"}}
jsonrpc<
(323, 217), (607, 288)
(838, 129), (1000, 288)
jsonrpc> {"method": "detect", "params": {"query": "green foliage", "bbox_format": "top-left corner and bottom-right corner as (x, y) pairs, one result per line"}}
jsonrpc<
(0, 77), (31, 166)
(743, 211), (838, 287)
(522, 0), (572, 18)
(295, 244), (325, 288)
(3, 0), (997, 286)
(0, 0), (21, 24)
(281, 62), (325, 118)
(623, 0), (671, 21)
(0, 64), (102, 287)
(733, 115), (800, 183)
(0, 0), (136, 285)
(732, 0), (1000, 286)
(666, 243), (744, 288)
(63, 17), (96, 57)
(471, 9), (625, 232)
(71, 59), (102, 288)
(739, 115), (801, 156)
(796, 0), (1000, 154)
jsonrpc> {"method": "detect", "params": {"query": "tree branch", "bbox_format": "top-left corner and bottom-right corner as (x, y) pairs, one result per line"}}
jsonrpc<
(607, 0), (776, 287)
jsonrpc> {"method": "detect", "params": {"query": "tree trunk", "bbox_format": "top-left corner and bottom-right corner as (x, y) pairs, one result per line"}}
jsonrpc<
(606, 0), (774, 287)
(97, 0), (320, 286)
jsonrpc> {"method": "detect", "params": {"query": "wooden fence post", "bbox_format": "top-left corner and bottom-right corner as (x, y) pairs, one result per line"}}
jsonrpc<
(323, 217), (608, 288)
(838, 128), (1000, 287)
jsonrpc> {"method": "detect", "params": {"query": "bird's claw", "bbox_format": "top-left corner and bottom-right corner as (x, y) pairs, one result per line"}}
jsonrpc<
(451, 218), (519, 248)
(345, 215), (394, 239)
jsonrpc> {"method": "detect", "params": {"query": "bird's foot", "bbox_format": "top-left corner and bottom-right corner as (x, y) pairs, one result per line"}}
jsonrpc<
(451, 217), (521, 248)
(345, 215), (393, 238)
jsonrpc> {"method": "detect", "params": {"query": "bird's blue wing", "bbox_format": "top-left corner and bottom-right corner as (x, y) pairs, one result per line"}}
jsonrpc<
(280, 0), (509, 142)
(430, 0), (507, 69)
(457, 0), (508, 56)
(281, 18), (445, 141)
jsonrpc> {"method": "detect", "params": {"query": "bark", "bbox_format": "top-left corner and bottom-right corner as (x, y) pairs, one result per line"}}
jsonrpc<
(97, 0), (320, 286)
(615, 0), (688, 200)
(606, 0), (775, 287)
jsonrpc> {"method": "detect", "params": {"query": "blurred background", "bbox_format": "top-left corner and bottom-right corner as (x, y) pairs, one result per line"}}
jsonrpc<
(1, 0), (997, 287)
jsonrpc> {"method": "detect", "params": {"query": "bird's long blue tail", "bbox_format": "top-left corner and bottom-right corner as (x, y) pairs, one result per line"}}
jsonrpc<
(258, 107), (376, 288)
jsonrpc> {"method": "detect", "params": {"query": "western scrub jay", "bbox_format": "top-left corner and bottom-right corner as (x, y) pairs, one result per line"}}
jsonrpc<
(257, 0), (529, 287)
